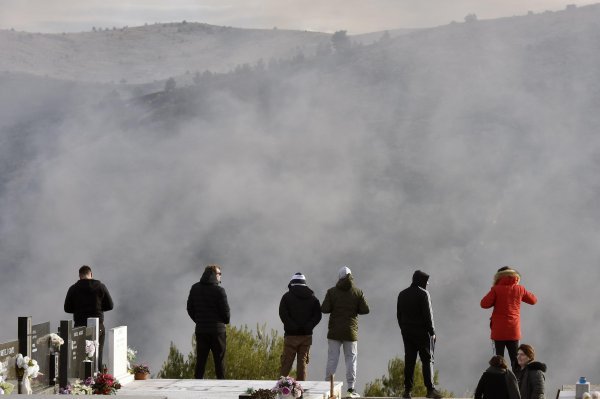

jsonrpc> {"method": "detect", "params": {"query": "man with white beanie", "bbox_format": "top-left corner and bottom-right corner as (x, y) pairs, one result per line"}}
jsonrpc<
(279, 272), (322, 380)
(322, 266), (370, 398)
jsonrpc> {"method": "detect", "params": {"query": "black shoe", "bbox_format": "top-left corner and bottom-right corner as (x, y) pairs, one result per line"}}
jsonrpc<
(426, 388), (443, 398)
(402, 390), (412, 398)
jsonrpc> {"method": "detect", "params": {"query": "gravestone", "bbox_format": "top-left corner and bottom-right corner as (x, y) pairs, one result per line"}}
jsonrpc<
(30, 322), (51, 390)
(58, 320), (72, 389)
(0, 339), (18, 386)
(107, 326), (133, 384)
(70, 326), (87, 379)
(87, 318), (100, 373)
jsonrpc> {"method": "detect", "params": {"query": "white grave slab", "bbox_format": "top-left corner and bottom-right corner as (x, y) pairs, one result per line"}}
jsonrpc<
(118, 379), (342, 399)
(108, 326), (134, 384)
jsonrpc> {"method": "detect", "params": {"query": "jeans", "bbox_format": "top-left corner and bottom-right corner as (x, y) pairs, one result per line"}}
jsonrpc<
(494, 340), (519, 371)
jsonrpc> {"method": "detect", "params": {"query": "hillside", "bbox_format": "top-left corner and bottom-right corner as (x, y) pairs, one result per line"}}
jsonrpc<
(0, 22), (331, 83)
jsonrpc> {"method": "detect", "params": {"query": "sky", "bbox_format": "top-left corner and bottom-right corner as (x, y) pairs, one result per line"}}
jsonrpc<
(0, 0), (597, 34)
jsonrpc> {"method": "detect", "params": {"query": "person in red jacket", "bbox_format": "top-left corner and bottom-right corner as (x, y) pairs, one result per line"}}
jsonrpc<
(480, 266), (537, 371)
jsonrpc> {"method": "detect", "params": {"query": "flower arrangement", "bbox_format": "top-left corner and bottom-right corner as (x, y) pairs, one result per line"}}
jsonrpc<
(16, 354), (41, 394)
(0, 361), (15, 395)
(126, 347), (137, 373)
(272, 376), (303, 398)
(59, 377), (94, 395)
(85, 341), (98, 360)
(91, 372), (121, 395)
(132, 364), (150, 375)
(37, 333), (64, 352)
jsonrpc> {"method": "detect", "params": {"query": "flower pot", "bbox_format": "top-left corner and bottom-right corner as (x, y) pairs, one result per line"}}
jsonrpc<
(134, 372), (150, 380)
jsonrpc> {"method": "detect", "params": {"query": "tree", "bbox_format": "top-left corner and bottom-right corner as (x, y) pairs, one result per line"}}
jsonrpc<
(164, 77), (176, 92)
(331, 30), (351, 53)
(363, 357), (453, 397)
(158, 324), (288, 379)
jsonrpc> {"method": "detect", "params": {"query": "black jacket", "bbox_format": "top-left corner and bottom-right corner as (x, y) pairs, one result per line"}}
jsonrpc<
(279, 284), (322, 336)
(187, 269), (230, 333)
(475, 366), (521, 399)
(64, 279), (114, 326)
(397, 270), (435, 335)
(516, 361), (546, 399)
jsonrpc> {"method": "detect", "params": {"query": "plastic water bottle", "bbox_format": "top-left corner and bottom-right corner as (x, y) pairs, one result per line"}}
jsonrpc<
(576, 377), (591, 399)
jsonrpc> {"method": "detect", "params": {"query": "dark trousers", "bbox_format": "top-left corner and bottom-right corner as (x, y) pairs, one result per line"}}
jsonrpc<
(195, 331), (226, 379)
(280, 335), (312, 381)
(402, 330), (435, 391)
(98, 323), (105, 372)
(494, 340), (518, 371)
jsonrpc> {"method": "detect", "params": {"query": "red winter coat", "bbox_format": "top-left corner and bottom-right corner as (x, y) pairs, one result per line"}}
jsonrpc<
(480, 274), (537, 340)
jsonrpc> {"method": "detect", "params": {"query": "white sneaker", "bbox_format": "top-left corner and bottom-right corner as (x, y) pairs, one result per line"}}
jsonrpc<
(345, 388), (360, 398)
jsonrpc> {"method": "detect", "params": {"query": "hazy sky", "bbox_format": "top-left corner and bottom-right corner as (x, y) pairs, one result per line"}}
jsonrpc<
(1, 0), (597, 33)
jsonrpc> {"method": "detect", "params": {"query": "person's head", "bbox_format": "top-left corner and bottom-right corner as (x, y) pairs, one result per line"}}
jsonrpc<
(205, 264), (222, 282)
(493, 266), (521, 285)
(78, 265), (92, 279)
(489, 355), (509, 369)
(338, 266), (351, 280)
(289, 272), (307, 287)
(517, 344), (535, 368)
(412, 270), (430, 289)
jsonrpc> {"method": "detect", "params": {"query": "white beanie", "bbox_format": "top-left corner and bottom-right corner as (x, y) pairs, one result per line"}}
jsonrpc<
(290, 272), (307, 286)
(338, 266), (351, 280)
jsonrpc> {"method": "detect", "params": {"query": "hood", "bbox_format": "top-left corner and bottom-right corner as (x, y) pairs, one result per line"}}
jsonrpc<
(200, 269), (219, 285)
(75, 279), (103, 292)
(336, 274), (354, 291)
(527, 361), (547, 372)
(411, 270), (429, 289)
(494, 268), (521, 285)
(289, 284), (314, 298)
(485, 365), (508, 375)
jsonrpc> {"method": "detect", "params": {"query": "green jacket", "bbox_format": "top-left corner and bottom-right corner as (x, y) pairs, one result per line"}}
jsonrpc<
(321, 275), (370, 341)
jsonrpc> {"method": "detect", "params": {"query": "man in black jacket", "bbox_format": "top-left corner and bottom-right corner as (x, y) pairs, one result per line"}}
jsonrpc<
(397, 270), (443, 399)
(278, 272), (322, 381)
(64, 265), (114, 370)
(187, 264), (230, 379)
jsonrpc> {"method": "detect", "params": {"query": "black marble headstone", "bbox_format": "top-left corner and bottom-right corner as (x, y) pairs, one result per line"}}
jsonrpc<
(30, 322), (51, 390)
(70, 327), (87, 379)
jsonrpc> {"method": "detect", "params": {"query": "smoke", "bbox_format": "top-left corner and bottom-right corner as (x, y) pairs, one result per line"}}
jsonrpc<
(2, 8), (600, 395)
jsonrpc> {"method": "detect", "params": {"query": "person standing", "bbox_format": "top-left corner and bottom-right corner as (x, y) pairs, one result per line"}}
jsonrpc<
(187, 264), (230, 379)
(397, 270), (444, 399)
(322, 266), (370, 399)
(474, 355), (521, 399)
(279, 272), (322, 381)
(515, 344), (546, 399)
(64, 265), (114, 370)
(480, 267), (537, 371)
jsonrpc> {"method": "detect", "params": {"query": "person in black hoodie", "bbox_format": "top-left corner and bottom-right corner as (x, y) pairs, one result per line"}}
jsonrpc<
(397, 270), (443, 399)
(278, 272), (322, 381)
(515, 344), (546, 399)
(187, 264), (230, 379)
(64, 265), (114, 370)
(474, 355), (521, 399)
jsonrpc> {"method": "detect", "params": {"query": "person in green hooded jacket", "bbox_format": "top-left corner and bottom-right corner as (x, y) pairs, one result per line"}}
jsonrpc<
(322, 266), (370, 398)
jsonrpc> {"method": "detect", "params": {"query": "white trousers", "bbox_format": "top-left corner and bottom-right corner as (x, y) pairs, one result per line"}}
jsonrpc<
(325, 339), (358, 390)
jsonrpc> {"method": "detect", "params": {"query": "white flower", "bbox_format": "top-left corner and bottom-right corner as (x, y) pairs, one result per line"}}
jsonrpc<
(85, 340), (97, 358)
(0, 386), (4, 395)
(15, 354), (26, 369)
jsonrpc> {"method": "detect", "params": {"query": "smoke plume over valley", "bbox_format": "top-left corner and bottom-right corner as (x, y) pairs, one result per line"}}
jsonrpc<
(2, 5), (600, 395)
